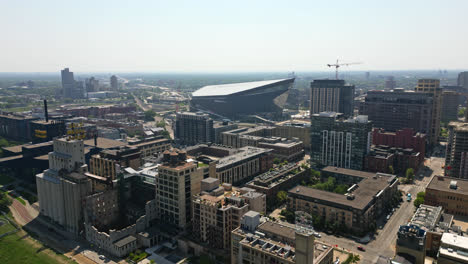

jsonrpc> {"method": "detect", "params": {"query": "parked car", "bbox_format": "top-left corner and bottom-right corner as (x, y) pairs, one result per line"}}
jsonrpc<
(314, 232), (321, 238)
(357, 246), (366, 251)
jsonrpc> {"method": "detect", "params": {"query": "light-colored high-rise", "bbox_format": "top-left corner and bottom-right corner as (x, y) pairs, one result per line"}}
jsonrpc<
(415, 79), (442, 145)
(155, 149), (203, 230)
(36, 138), (90, 234)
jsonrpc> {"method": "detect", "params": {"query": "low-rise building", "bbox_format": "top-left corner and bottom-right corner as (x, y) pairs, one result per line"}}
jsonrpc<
(365, 145), (422, 174)
(438, 233), (468, 264)
(231, 212), (334, 264)
(127, 137), (171, 158)
(215, 146), (272, 185)
(288, 167), (399, 233)
(90, 146), (141, 179)
(192, 179), (250, 250)
(245, 163), (309, 200)
(425, 176), (468, 216)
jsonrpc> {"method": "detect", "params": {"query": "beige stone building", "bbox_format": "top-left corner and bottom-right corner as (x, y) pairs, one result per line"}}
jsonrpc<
(155, 150), (203, 230)
(191, 179), (266, 250)
(36, 138), (91, 234)
(127, 137), (171, 158)
(415, 79), (442, 144)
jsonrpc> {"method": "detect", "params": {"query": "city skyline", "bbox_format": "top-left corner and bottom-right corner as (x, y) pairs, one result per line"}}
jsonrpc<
(1, 0), (468, 72)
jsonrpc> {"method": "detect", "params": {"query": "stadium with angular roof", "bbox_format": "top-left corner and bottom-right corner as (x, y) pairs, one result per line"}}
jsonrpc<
(191, 78), (294, 119)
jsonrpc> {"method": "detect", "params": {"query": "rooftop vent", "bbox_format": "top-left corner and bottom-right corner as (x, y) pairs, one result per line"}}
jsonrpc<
(450, 180), (458, 190)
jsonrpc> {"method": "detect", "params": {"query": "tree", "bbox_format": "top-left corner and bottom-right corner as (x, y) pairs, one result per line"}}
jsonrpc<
(388, 165), (394, 174)
(406, 168), (415, 182)
(459, 107), (466, 118)
(277, 191), (288, 204)
(144, 110), (156, 121)
(414, 192), (425, 208)
(273, 158), (281, 164)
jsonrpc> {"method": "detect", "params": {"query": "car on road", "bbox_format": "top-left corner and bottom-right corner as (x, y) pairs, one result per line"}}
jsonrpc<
(407, 193), (412, 202)
(99, 255), (105, 260)
(386, 214), (391, 221)
(357, 246), (365, 251)
(314, 232), (321, 238)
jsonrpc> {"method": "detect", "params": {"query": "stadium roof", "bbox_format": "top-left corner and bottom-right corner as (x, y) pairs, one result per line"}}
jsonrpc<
(192, 78), (293, 97)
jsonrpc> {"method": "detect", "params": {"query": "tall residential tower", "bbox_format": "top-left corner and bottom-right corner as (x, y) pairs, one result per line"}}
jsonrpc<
(310, 79), (355, 118)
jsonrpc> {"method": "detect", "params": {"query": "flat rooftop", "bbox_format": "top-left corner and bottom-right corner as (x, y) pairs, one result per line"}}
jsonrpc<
(439, 233), (468, 262)
(113, 235), (137, 248)
(427, 176), (468, 195)
(83, 137), (126, 149)
(192, 78), (293, 97)
(289, 170), (396, 210)
(216, 146), (271, 169)
(322, 166), (376, 179)
(258, 221), (296, 240)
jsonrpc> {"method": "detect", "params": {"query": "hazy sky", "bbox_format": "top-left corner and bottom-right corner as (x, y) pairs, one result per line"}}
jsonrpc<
(1, 0), (467, 72)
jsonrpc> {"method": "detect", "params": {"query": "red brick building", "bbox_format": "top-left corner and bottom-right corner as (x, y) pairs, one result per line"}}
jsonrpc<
(372, 128), (426, 163)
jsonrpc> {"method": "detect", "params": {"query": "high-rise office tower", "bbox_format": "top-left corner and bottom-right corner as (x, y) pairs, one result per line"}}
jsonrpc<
(441, 91), (459, 123)
(61, 68), (84, 99)
(35, 138), (90, 234)
(310, 112), (372, 170)
(85, 77), (99, 92)
(445, 122), (468, 179)
(110, 75), (118, 91)
(175, 112), (214, 146)
(61, 68), (75, 98)
(385, 76), (396, 90)
(359, 89), (433, 142)
(310, 80), (355, 118)
(458, 72), (468, 90)
(415, 79), (442, 145)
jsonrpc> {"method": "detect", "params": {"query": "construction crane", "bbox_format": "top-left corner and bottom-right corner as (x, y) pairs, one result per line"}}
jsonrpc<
(327, 60), (362, 79)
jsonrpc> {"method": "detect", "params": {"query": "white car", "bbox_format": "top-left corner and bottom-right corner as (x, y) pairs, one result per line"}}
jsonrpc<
(314, 232), (321, 238)
(99, 255), (105, 260)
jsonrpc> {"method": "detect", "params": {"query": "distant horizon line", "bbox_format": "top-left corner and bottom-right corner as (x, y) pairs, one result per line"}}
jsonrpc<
(0, 69), (466, 75)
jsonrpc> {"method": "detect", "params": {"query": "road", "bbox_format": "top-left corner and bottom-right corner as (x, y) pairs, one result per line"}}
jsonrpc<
(133, 93), (175, 138)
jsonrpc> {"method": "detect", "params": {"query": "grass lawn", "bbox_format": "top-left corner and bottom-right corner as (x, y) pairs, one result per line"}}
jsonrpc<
(0, 230), (76, 264)
(15, 197), (26, 205)
(0, 215), (15, 234)
(0, 174), (15, 186)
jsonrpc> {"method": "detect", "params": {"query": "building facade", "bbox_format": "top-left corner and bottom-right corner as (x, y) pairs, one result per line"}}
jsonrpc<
(110, 75), (118, 91)
(445, 121), (468, 178)
(61, 68), (84, 99)
(415, 79), (442, 144)
(425, 176), (468, 216)
(458, 71), (468, 90)
(231, 212), (334, 264)
(215, 146), (272, 185)
(310, 79), (355, 117)
(155, 150), (203, 230)
(175, 112), (214, 146)
(359, 89), (433, 143)
(441, 91), (460, 123)
(310, 112), (372, 170)
(35, 138), (90, 234)
(192, 181), (250, 250)
(288, 167), (398, 233)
